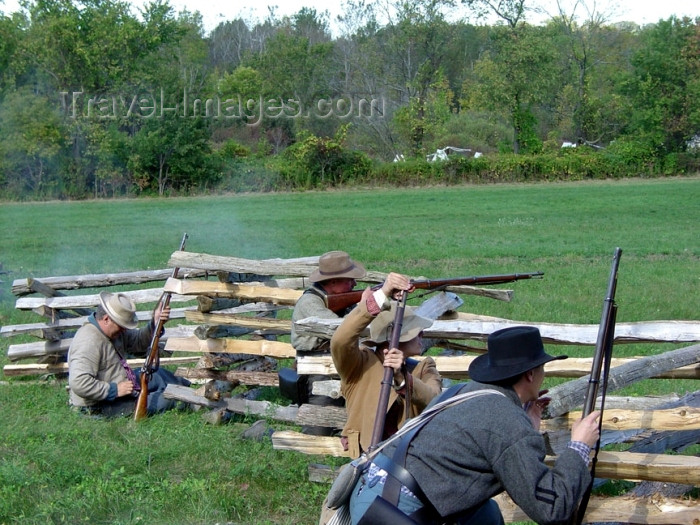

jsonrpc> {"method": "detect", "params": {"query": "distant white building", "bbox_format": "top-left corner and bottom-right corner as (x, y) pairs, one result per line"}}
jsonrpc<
(426, 146), (481, 162)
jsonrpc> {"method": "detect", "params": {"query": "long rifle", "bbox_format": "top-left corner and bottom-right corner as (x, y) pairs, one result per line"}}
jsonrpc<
(573, 247), (621, 524)
(369, 292), (408, 450)
(134, 233), (188, 422)
(326, 271), (543, 313)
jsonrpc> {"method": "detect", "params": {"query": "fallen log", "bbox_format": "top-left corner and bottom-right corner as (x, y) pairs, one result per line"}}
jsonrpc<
(3, 356), (200, 377)
(15, 288), (195, 311)
(173, 367), (279, 386)
(270, 430), (700, 484)
(296, 354), (700, 380)
(184, 311), (292, 332)
(164, 278), (302, 305)
(547, 343), (700, 417)
(165, 336), (296, 359)
(11, 268), (207, 296)
(293, 317), (700, 345)
(272, 431), (348, 456)
(163, 384), (297, 422)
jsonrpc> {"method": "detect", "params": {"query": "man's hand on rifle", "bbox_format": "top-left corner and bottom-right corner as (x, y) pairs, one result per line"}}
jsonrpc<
(572, 410), (601, 448)
(383, 347), (405, 382)
(153, 303), (171, 326)
(380, 272), (414, 301)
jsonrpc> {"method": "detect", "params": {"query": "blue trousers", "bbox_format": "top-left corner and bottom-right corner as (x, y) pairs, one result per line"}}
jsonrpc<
(349, 470), (505, 525)
(94, 368), (190, 418)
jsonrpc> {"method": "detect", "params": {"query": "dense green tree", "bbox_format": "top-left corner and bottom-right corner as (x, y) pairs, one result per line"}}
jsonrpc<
(0, 87), (66, 197)
(0, 10), (27, 93)
(128, 114), (215, 195)
(462, 24), (557, 153)
(208, 18), (252, 72)
(0, 0), (697, 199)
(623, 16), (700, 153)
(389, 0), (456, 155)
(244, 9), (336, 140)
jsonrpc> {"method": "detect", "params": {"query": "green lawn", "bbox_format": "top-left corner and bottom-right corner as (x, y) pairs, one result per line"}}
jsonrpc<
(0, 177), (698, 524)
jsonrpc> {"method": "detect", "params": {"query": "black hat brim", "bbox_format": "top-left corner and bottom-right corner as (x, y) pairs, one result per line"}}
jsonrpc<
(469, 352), (567, 383)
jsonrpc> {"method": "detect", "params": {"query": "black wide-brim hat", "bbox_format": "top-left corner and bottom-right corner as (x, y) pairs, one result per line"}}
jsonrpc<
(469, 326), (567, 383)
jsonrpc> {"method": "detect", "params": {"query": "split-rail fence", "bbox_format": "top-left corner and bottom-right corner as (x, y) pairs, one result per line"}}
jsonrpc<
(3, 250), (699, 524)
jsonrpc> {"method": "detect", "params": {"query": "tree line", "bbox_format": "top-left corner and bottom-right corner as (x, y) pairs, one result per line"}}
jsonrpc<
(0, 0), (698, 199)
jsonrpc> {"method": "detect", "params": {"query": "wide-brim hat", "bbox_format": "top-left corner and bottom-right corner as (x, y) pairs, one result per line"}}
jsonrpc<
(367, 303), (433, 345)
(99, 291), (138, 329)
(309, 251), (366, 283)
(469, 326), (567, 383)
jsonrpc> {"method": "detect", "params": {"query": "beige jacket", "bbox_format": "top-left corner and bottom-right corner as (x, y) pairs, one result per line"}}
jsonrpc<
(330, 301), (441, 458)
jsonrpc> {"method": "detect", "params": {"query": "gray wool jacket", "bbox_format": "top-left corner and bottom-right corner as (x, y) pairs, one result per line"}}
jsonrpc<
(68, 315), (154, 407)
(383, 381), (591, 525)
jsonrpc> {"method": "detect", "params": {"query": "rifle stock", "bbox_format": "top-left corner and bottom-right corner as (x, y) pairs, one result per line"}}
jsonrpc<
(325, 271), (543, 313)
(133, 233), (188, 422)
(573, 247), (621, 524)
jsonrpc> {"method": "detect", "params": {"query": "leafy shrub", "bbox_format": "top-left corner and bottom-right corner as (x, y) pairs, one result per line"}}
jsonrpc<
(278, 125), (372, 189)
(602, 137), (660, 175)
(217, 140), (251, 160)
(217, 158), (281, 193)
(370, 158), (443, 185)
(429, 111), (513, 154)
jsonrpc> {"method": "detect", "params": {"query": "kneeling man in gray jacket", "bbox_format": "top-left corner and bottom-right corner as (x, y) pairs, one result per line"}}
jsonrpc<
(349, 326), (601, 525)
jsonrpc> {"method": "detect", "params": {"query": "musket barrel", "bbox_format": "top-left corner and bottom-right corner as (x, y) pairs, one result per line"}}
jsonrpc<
(582, 247), (621, 417)
(369, 293), (407, 450)
(134, 232), (188, 422)
(325, 271), (543, 312)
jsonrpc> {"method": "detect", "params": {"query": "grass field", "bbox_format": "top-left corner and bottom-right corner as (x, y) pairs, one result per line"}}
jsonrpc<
(0, 177), (698, 524)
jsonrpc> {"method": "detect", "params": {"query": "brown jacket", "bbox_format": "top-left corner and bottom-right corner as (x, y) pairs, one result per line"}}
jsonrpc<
(330, 301), (442, 458)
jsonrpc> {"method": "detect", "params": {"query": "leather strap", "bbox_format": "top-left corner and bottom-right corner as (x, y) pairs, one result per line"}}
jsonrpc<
(375, 383), (490, 521)
(373, 453), (429, 504)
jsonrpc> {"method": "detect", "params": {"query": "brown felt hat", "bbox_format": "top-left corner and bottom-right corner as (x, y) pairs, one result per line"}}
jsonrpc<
(469, 326), (567, 383)
(367, 303), (433, 345)
(309, 251), (366, 283)
(99, 291), (138, 329)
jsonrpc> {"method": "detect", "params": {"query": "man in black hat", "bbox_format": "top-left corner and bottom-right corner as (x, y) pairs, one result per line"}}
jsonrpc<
(347, 325), (600, 525)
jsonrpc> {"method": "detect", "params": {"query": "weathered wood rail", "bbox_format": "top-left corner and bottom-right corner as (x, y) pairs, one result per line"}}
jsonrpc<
(3, 251), (699, 524)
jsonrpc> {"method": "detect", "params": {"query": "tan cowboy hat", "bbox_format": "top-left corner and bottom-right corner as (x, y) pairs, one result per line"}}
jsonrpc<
(309, 251), (366, 283)
(98, 291), (138, 329)
(367, 303), (432, 345)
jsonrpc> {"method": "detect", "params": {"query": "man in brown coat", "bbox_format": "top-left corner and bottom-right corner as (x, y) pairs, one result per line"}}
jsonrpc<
(330, 272), (442, 458)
